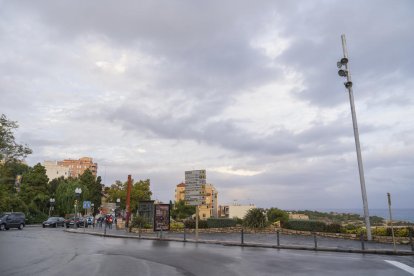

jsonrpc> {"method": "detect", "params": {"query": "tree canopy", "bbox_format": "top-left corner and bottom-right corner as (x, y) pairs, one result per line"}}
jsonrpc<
(0, 114), (32, 163)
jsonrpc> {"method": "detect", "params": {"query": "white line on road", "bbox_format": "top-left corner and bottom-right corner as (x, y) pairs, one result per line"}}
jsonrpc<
(385, 260), (414, 275)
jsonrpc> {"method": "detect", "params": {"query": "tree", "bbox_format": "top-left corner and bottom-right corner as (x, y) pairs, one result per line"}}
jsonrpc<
(20, 163), (50, 214)
(267, 208), (289, 225)
(106, 179), (152, 213)
(171, 200), (196, 220)
(243, 208), (267, 229)
(0, 114), (32, 163)
(55, 179), (89, 216)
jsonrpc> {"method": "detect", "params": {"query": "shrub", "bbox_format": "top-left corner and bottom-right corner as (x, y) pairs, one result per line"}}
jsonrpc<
(206, 218), (237, 228)
(266, 208), (289, 225)
(325, 223), (342, 233)
(26, 211), (47, 224)
(183, 219), (208, 229)
(170, 221), (184, 230)
(243, 208), (267, 229)
(130, 215), (152, 229)
(284, 220), (326, 232)
(372, 227), (388, 236)
(395, 228), (409, 237)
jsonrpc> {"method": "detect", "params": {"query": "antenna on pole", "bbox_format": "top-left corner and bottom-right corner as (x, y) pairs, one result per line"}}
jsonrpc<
(337, 34), (372, 241)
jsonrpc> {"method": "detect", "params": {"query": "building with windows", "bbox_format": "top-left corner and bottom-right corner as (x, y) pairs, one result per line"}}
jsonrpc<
(175, 182), (186, 202)
(175, 170), (219, 220)
(218, 203), (256, 219)
(43, 161), (71, 181)
(57, 157), (98, 178)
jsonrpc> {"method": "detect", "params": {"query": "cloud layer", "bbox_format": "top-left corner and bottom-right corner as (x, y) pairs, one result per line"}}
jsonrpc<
(1, 0), (413, 209)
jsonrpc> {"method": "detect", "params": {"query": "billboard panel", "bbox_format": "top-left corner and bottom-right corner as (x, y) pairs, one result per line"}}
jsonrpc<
(154, 204), (170, 231)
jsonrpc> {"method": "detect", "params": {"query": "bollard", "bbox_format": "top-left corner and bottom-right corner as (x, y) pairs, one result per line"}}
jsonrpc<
(410, 229), (413, 252)
(360, 233), (365, 251)
(139, 227), (141, 238)
(241, 228), (244, 245)
(276, 230), (280, 247)
(104, 222), (107, 236)
(184, 228), (187, 242)
(160, 229), (163, 240)
(313, 233), (318, 249)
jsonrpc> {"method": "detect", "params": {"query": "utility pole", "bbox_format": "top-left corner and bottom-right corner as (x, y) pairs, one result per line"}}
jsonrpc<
(387, 193), (396, 252)
(125, 175), (132, 228)
(337, 34), (372, 240)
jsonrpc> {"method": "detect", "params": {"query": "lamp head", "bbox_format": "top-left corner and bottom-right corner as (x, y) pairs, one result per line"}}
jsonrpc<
(344, 81), (353, 88)
(338, 69), (348, 77)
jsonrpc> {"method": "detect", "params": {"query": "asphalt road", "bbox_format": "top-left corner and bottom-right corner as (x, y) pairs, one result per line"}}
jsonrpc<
(0, 227), (413, 276)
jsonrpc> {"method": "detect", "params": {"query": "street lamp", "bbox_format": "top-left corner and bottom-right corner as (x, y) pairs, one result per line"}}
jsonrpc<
(337, 34), (372, 241)
(74, 187), (82, 229)
(49, 198), (55, 217)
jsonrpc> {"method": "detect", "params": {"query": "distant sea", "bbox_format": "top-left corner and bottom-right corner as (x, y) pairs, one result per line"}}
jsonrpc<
(317, 208), (414, 223)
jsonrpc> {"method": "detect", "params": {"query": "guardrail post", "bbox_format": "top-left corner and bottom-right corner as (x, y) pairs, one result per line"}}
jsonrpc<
(276, 230), (280, 247)
(360, 233), (365, 251)
(313, 232), (318, 249)
(241, 228), (244, 245)
(184, 228), (187, 242)
(410, 229), (413, 252)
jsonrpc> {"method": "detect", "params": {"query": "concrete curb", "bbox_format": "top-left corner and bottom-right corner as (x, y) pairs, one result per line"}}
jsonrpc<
(64, 229), (414, 256)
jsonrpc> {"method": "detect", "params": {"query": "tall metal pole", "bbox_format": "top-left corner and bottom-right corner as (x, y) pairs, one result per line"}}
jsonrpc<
(387, 193), (396, 252)
(125, 175), (132, 228)
(341, 34), (372, 240)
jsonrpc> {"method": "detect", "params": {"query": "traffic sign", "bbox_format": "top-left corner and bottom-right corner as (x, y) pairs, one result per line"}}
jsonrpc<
(83, 201), (91, 209)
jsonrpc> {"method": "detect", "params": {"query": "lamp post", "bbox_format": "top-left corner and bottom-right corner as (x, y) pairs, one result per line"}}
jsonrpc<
(74, 187), (82, 229)
(49, 198), (55, 217)
(337, 34), (372, 240)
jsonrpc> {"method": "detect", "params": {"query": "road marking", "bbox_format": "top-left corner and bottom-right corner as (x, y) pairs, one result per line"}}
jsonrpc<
(385, 260), (414, 275)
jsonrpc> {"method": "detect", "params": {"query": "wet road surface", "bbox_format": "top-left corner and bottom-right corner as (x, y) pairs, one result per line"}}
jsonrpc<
(0, 227), (413, 275)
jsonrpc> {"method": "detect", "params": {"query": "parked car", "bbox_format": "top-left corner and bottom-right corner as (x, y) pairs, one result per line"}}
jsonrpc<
(86, 216), (94, 226)
(0, 212), (26, 230)
(64, 217), (87, 228)
(42, 217), (65, 228)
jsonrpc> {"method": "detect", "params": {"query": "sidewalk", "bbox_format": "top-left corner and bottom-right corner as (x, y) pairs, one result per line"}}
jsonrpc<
(66, 226), (414, 256)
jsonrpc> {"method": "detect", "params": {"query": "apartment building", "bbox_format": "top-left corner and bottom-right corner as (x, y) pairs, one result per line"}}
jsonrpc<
(57, 157), (98, 178)
(43, 161), (71, 181)
(175, 175), (219, 220)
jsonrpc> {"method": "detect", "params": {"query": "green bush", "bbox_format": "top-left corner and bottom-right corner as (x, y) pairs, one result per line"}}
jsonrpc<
(284, 220), (326, 232)
(26, 211), (48, 224)
(206, 218), (237, 228)
(243, 208), (267, 229)
(372, 227), (388, 236)
(170, 221), (184, 230)
(395, 228), (410, 237)
(130, 215), (152, 229)
(184, 219), (208, 229)
(325, 223), (342, 233)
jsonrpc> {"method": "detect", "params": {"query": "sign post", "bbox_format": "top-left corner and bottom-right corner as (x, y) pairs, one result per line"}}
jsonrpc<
(184, 170), (206, 242)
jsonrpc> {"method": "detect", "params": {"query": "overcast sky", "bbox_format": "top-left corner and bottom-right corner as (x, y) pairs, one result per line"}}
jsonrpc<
(1, 0), (413, 210)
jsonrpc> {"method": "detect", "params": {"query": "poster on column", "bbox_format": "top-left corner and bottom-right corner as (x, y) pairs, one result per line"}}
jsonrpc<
(153, 204), (170, 231)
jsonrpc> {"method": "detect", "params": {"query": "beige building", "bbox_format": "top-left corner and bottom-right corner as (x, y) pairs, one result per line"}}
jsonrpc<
(57, 157), (98, 178)
(43, 161), (71, 181)
(175, 182), (186, 202)
(174, 182), (218, 220)
(288, 213), (309, 220)
(219, 204), (256, 219)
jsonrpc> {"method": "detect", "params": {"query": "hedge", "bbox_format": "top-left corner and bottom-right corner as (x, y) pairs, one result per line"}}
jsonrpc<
(284, 220), (343, 233)
(206, 218), (237, 228)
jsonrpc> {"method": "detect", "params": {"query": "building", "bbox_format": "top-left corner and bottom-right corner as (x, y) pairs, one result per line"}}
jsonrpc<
(175, 182), (186, 202)
(57, 157), (98, 178)
(176, 170), (219, 220)
(288, 213), (309, 220)
(43, 161), (71, 181)
(218, 203), (256, 219)
(198, 184), (218, 219)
